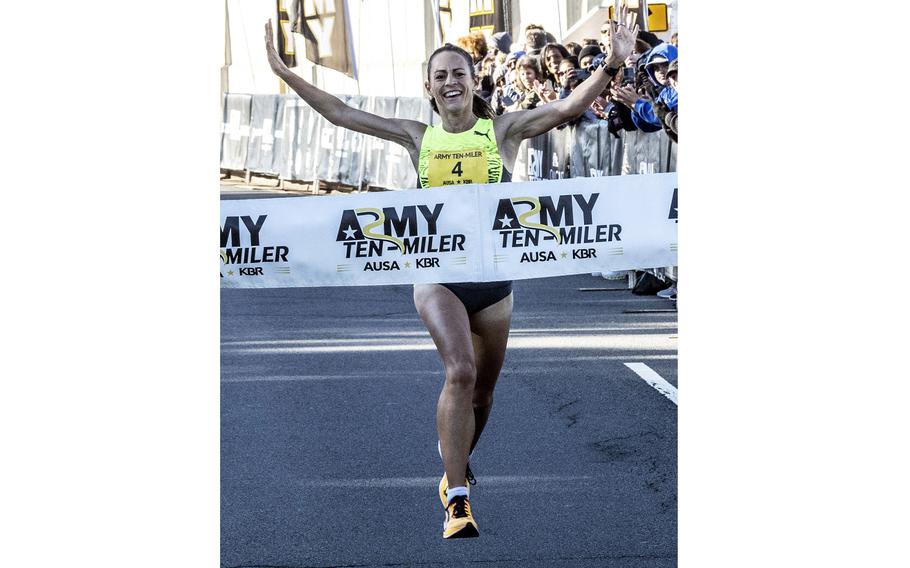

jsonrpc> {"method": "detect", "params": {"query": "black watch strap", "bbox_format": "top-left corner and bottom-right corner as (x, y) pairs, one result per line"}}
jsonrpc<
(587, 53), (622, 77)
(603, 64), (621, 77)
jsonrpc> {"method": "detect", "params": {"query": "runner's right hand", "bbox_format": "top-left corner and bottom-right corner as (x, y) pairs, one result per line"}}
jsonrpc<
(264, 20), (289, 76)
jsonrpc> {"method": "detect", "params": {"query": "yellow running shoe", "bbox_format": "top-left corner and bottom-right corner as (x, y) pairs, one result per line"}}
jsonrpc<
(442, 495), (479, 539)
(438, 472), (449, 509)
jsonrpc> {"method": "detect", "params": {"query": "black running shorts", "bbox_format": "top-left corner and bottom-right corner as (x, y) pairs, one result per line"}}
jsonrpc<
(441, 281), (513, 315)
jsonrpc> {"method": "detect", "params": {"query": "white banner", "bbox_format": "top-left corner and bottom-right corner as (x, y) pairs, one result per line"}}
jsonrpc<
(220, 173), (678, 288)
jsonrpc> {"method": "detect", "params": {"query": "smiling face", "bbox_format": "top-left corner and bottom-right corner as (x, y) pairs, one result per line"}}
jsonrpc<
(425, 50), (478, 114)
(519, 65), (538, 90)
(544, 47), (564, 75)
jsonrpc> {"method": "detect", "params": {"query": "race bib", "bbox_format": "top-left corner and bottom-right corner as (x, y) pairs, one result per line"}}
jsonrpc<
(427, 149), (488, 186)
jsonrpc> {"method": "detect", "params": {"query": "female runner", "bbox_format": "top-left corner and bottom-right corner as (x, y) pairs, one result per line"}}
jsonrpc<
(264, 3), (637, 539)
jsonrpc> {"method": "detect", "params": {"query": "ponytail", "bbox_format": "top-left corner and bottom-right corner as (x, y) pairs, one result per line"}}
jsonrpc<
(472, 93), (496, 119)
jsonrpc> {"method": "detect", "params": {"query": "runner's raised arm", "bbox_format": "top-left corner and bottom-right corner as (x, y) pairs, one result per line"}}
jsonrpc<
(497, 0), (639, 141)
(264, 20), (426, 154)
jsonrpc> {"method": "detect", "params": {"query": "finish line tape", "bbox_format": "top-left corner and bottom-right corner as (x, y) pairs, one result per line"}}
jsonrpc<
(220, 173), (677, 288)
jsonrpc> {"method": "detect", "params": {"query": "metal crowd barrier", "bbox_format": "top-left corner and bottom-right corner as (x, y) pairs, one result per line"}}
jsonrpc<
(221, 93), (676, 190)
(220, 94), (252, 171)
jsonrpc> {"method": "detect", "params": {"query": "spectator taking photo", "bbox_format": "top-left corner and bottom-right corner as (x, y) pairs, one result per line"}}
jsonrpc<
(610, 42), (678, 134)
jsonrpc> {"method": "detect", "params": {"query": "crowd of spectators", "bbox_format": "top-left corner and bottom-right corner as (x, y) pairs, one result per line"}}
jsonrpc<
(453, 23), (679, 299)
(452, 21), (678, 141)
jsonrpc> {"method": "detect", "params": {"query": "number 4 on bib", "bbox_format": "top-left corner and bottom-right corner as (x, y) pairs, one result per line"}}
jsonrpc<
(427, 149), (487, 186)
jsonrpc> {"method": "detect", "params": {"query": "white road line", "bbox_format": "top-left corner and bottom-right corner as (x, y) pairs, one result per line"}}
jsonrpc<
(624, 362), (678, 405)
(220, 324), (677, 344)
(301, 475), (593, 488)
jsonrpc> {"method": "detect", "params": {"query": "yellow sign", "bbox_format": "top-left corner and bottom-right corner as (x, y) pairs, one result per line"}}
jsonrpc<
(608, 3), (669, 33)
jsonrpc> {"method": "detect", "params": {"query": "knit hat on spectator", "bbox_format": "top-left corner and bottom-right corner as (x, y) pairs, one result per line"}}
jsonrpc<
(491, 32), (512, 53)
(667, 59), (677, 78)
(505, 50), (526, 65)
(578, 44), (602, 63)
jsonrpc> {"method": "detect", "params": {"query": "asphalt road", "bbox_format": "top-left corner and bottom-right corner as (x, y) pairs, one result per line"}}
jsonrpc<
(221, 274), (678, 567)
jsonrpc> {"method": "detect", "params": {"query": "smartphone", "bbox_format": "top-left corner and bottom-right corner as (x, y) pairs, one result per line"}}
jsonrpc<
(622, 66), (635, 84)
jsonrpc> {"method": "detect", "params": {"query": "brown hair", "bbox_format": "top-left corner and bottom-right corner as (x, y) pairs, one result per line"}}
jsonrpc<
(540, 43), (571, 84)
(516, 55), (542, 80)
(455, 31), (488, 63)
(426, 44), (495, 120)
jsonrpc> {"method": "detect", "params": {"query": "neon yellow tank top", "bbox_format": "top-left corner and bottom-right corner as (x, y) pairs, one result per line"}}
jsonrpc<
(417, 118), (504, 188)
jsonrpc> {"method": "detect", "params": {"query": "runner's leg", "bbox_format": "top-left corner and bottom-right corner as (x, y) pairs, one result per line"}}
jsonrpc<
(468, 293), (513, 452)
(414, 284), (476, 489)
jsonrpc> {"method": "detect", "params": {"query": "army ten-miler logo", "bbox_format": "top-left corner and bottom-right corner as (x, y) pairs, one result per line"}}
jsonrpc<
(336, 203), (465, 272)
(493, 193), (621, 262)
(220, 215), (290, 277)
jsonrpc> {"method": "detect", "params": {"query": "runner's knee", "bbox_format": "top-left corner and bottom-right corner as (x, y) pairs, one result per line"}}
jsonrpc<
(444, 361), (476, 390)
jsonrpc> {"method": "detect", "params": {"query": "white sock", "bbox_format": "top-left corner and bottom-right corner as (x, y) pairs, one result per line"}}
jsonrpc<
(446, 486), (468, 504)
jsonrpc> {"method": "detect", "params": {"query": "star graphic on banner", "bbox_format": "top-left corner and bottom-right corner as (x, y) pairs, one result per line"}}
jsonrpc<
(343, 225), (358, 239)
(498, 215), (514, 228)
(227, 270), (235, 276)
(404, 261), (411, 268)
(560, 251), (568, 259)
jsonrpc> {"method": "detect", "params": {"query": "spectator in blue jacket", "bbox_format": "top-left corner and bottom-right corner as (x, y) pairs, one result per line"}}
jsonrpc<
(653, 59), (678, 141)
(610, 42), (677, 133)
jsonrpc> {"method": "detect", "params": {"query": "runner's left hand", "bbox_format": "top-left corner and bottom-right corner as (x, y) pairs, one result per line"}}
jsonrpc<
(603, 1), (640, 67)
